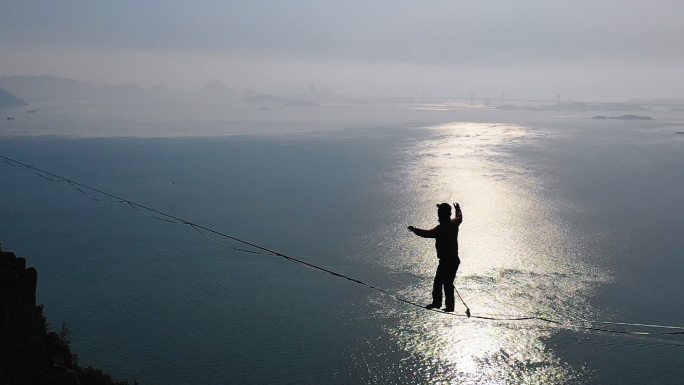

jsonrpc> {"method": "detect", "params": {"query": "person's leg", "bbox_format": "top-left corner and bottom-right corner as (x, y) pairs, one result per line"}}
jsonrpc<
(443, 263), (458, 311)
(429, 263), (445, 308)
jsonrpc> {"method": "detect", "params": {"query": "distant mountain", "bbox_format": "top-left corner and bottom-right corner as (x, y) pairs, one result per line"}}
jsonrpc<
(0, 76), (91, 101)
(0, 75), (179, 101)
(0, 87), (26, 108)
(0, 75), (351, 105)
(194, 80), (240, 100)
(148, 84), (182, 99)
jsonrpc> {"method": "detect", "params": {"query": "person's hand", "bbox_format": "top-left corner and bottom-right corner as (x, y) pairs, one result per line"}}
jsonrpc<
(453, 202), (460, 210)
(407, 226), (415, 232)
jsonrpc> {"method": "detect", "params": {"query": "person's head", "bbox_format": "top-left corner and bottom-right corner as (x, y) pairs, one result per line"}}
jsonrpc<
(436, 203), (451, 223)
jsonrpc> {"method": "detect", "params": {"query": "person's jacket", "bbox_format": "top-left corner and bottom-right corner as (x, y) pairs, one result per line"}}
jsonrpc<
(411, 214), (462, 264)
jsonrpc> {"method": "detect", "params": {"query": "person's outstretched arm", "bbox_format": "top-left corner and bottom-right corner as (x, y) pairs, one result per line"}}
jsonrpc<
(407, 225), (438, 238)
(453, 203), (463, 225)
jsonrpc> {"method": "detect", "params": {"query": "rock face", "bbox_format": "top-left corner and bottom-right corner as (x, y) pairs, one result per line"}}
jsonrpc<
(0, 250), (133, 385)
(0, 251), (56, 384)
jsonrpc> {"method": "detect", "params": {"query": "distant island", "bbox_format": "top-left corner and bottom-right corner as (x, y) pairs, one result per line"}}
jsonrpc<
(0, 75), (176, 102)
(0, 75), (349, 106)
(0, 86), (26, 108)
(497, 101), (647, 112)
(592, 114), (653, 120)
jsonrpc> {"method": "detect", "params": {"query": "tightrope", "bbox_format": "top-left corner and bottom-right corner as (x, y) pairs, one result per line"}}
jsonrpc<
(2, 155), (683, 344)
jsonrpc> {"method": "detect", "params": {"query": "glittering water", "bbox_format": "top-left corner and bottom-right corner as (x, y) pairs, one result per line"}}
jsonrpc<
(351, 122), (611, 384)
(0, 102), (682, 384)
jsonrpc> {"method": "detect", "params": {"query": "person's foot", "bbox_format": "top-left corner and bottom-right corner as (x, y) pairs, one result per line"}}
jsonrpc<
(425, 303), (441, 310)
(443, 307), (454, 312)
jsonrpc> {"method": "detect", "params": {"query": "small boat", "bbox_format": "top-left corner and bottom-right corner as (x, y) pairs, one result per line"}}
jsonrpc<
(675, 132), (684, 135)
(26, 109), (36, 113)
(6, 116), (15, 120)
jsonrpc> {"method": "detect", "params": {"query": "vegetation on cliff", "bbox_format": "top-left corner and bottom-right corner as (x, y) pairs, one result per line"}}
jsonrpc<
(0, 247), (136, 385)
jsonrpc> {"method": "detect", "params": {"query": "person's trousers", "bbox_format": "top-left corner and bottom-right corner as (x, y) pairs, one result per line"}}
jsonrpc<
(432, 260), (459, 309)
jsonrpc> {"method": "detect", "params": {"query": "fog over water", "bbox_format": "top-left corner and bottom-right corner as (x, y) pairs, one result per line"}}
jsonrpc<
(2, 1), (684, 100)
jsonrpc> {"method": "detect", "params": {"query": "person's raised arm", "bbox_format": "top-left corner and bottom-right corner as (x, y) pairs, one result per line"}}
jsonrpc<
(407, 225), (438, 238)
(453, 203), (462, 225)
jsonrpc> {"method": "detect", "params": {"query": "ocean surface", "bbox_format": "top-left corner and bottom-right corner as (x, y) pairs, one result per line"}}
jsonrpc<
(1, 101), (683, 384)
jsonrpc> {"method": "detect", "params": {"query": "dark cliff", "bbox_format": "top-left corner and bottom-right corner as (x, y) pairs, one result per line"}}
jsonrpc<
(0, 250), (135, 385)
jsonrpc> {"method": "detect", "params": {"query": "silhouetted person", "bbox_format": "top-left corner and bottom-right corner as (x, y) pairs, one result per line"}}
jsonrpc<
(408, 203), (462, 312)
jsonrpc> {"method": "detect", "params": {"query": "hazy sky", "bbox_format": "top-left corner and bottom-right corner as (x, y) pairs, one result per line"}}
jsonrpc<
(1, 0), (683, 100)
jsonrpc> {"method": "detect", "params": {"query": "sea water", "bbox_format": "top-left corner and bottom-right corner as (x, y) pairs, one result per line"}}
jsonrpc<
(1, 101), (682, 384)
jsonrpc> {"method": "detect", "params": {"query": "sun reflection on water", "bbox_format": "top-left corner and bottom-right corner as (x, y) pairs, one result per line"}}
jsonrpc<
(372, 122), (609, 384)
